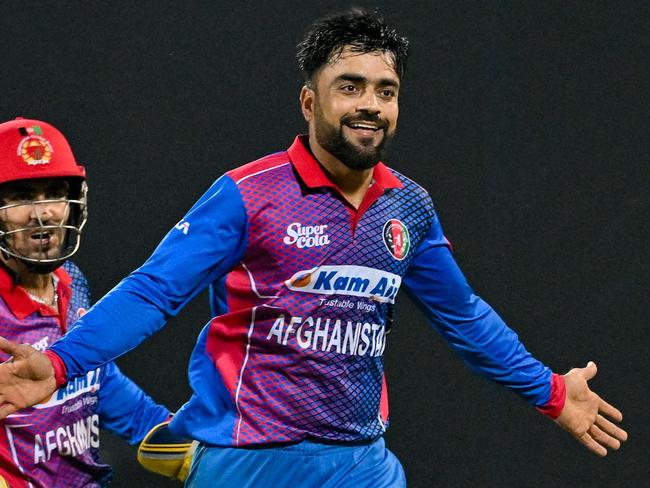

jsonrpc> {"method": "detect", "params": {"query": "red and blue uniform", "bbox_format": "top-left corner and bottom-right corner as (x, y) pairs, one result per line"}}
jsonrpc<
(49, 135), (563, 479)
(0, 262), (169, 488)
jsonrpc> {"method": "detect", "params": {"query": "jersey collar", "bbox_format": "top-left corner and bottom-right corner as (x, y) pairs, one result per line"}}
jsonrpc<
(0, 264), (72, 323)
(287, 135), (403, 191)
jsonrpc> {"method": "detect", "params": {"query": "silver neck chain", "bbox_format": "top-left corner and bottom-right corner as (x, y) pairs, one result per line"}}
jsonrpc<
(23, 275), (59, 309)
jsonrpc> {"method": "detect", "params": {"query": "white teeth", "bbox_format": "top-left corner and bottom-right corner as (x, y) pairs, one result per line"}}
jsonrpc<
(349, 124), (378, 130)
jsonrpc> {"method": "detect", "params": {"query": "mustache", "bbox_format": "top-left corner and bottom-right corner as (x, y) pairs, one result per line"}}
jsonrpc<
(340, 113), (389, 131)
(26, 221), (62, 228)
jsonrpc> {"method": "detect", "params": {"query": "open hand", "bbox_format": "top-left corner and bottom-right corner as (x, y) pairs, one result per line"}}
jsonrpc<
(555, 361), (628, 456)
(0, 336), (57, 419)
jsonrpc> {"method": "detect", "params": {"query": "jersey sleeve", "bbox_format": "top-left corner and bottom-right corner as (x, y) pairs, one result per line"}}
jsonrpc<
(63, 261), (91, 307)
(96, 362), (170, 444)
(402, 211), (553, 407)
(49, 175), (248, 378)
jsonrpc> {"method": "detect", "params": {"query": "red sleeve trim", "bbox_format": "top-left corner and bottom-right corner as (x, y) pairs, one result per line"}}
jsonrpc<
(43, 350), (68, 388)
(536, 373), (566, 419)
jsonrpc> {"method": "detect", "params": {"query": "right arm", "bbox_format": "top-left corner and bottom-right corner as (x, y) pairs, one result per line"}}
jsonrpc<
(52, 175), (248, 377)
(0, 175), (248, 415)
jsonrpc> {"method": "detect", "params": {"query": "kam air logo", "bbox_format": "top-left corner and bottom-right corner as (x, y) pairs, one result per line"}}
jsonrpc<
(382, 219), (410, 260)
(16, 126), (53, 166)
(34, 368), (101, 409)
(285, 265), (401, 303)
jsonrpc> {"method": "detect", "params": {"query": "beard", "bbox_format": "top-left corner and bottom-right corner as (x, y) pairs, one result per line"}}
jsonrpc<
(313, 103), (393, 171)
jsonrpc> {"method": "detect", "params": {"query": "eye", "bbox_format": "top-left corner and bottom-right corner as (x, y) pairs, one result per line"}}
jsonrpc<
(8, 192), (33, 203)
(379, 88), (396, 99)
(46, 191), (68, 200)
(340, 84), (358, 93)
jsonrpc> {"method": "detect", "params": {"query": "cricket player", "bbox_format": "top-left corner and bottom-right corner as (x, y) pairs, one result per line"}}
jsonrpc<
(0, 10), (627, 487)
(0, 117), (171, 487)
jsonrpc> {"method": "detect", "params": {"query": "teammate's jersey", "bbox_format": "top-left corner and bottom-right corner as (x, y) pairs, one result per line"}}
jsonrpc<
(51, 135), (560, 447)
(0, 262), (169, 488)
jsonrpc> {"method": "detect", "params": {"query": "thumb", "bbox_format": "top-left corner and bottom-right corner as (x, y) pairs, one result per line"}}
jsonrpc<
(581, 361), (598, 381)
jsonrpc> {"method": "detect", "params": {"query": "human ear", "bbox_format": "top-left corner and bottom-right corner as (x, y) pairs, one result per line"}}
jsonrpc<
(299, 85), (315, 122)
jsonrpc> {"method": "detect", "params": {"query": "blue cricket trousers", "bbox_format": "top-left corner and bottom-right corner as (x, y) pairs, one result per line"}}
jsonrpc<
(185, 436), (406, 487)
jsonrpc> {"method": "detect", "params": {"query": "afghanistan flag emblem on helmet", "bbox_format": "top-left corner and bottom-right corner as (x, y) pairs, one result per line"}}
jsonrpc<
(383, 219), (410, 260)
(17, 131), (53, 166)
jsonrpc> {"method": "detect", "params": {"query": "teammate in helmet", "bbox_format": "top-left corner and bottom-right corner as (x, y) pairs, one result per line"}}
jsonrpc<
(0, 118), (171, 488)
(0, 177), (84, 272)
(0, 118), (87, 277)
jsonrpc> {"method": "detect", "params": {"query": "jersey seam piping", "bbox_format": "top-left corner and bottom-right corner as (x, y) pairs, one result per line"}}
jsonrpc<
(235, 162), (291, 185)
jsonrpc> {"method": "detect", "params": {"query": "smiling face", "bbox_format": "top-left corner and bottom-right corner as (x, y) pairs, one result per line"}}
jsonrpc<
(301, 47), (400, 170)
(0, 179), (71, 265)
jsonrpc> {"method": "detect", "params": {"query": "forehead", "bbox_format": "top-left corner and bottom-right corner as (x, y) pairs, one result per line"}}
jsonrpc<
(317, 47), (399, 86)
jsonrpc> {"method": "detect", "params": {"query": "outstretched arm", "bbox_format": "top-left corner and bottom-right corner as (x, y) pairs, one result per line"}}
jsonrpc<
(403, 212), (627, 457)
(0, 337), (56, 419)
(49, 175), (247, 379)
(555, 362), (627, 456)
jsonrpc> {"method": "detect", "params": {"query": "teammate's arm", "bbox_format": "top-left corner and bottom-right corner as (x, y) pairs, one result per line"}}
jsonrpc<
(96, 362), (170, 444)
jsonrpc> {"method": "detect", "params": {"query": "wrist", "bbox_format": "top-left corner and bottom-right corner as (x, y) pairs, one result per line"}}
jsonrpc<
(536, 373), (566, 419)
(43, 350), (68, 388)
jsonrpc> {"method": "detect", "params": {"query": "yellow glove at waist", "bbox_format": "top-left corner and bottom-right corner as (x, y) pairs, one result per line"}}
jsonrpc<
(137, 419), (197, 482)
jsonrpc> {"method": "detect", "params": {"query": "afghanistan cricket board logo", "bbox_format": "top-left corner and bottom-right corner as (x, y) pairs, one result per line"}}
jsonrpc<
(382, 219), (410, 261)
(17, 131), (53, 166)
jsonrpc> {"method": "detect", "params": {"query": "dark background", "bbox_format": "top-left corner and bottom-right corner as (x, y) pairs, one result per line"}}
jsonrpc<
(1, 1), (647, 487)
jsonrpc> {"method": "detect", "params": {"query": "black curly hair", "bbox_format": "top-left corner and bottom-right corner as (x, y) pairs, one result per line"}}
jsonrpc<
(296, 8), (409, 85)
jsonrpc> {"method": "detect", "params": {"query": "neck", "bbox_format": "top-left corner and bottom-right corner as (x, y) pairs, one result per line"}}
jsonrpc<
(2, 258), (52, 293)
(308, 135), (374, 208)
(20, 272), (52, 293)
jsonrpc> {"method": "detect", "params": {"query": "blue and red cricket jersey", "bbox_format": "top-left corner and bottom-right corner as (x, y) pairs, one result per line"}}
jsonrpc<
(51, 135), (562, 448)
(0, 262), (169, 488)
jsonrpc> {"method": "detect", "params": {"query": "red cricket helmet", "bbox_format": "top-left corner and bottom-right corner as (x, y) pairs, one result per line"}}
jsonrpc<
(0, 117), (86, 185)
(0, 118), (88, 273)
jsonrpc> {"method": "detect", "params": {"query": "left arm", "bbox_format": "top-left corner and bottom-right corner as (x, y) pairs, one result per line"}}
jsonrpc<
(403, 212), (627, 455)
(403, 215), (555, 406)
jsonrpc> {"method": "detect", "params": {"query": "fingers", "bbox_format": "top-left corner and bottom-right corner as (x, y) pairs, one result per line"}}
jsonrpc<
(578, 431), (607, 457)
(575, 411), (628, 457)
(0, 402), (18, 420)
(588, 424), (621, 451)
(598, 397), (623, 423)
(595, 414), (628, 443)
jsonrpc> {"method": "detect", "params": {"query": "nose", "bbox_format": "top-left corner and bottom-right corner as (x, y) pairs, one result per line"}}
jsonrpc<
(29, 197), (64, 223)
(356, 90), (381, 114)
(30, 202), (54, 223)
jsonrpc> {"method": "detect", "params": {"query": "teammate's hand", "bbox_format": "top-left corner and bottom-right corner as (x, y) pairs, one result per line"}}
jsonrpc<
(137, 419), (197, 482)
(0, 336), (57, 419)
(555, 362), (628, 456)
